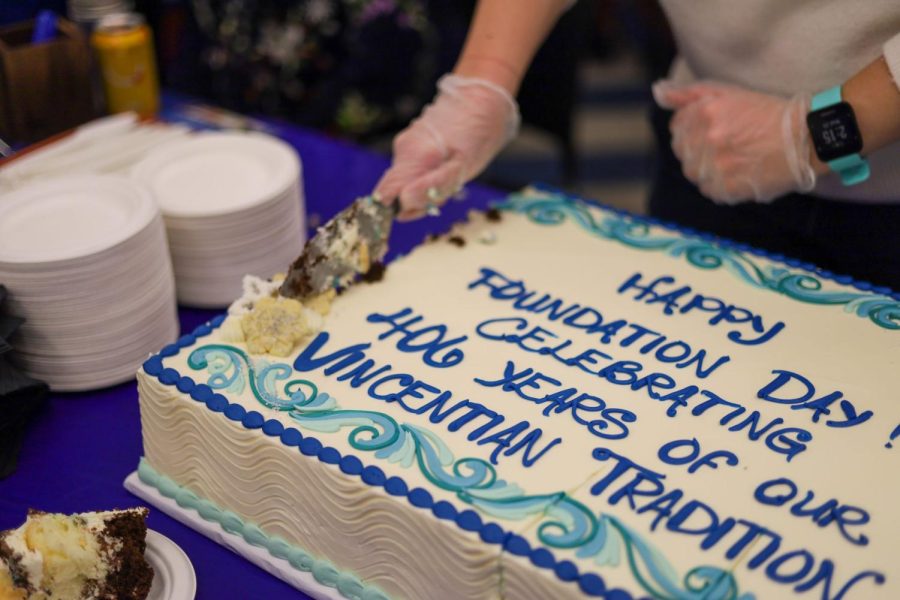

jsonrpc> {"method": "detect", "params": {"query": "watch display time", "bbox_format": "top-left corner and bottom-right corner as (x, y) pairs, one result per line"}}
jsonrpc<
(806, 102), (863, 162)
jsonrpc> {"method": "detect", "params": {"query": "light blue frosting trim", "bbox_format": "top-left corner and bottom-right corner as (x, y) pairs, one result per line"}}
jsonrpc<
(137, 458), (392, 600)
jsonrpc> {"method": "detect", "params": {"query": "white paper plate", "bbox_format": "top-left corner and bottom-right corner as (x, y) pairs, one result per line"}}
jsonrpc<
(131, 132), (300, 218)
(0, 175), (178, 391)
(0, 175), (157, 264)
(145, 530), (197, 600)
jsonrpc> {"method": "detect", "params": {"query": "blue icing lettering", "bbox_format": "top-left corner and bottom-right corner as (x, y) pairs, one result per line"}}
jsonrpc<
(366, 307), (467, 368)
(657, 438), (738, 474)
(475, 359), (636, 440)
(754, 478), (870, 547)
(691, 391), (811, 462)
(475, 421), (561, 467)
(292, 333), (559, 469)
(586, 446), (885, 598)
(334, 358), (392, 388)
(472, 317), (807, 461)
(757, 370), (874, 429)
(293, 332), (371, 374)
(618, 272), (785, 346)
(468, 269), (731, 378)
(500, 193), (900, 330)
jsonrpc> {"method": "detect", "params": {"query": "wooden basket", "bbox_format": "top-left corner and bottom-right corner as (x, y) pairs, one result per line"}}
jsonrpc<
(0, 18), (96, 144)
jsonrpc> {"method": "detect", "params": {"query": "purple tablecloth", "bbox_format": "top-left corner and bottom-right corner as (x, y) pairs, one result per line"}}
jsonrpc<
(0, 98), (504, 599)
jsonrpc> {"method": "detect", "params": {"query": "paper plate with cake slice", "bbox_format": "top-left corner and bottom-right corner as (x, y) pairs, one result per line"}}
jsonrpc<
(0, 507), (196, 600)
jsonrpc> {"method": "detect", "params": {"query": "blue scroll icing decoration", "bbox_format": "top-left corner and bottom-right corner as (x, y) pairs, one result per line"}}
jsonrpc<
(578, 515), (752, 600)
(186, 343), (751, 600)
(498, 192), (900, 331)
(188, 344), (325, 412)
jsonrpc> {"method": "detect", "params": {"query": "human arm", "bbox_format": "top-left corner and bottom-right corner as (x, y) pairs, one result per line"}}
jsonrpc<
(838, 54), (900, 165)
(453, 0), (571, 94)
(653, 43), (900, 204)
(374, 0), (571, 220)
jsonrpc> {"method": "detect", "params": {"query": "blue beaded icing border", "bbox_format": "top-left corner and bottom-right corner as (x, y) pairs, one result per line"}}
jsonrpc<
(141, 315), (635, 600)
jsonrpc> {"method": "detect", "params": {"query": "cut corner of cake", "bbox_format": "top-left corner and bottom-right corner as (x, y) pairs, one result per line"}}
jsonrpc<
(0, 508), (153, 600)
(135, 187), (899, 600)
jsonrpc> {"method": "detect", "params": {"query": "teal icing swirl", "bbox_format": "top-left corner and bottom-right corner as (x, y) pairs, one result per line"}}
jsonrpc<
(188, 345), (320, 410)
(183, 344), (754, 599)
(536, 497), (599, 549)
(186, 346), (246, 394)
(590, 515), (754, 600)
(406, 425), (497, 492)
(137, 459), (391, 600)
(286, 399), (601, 550)
(499, 192), (900, 330)
(291, 409), (400, 449)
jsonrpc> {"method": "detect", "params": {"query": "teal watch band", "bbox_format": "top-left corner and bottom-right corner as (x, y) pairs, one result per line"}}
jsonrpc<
(810, 86), (870, 186)
(810, 85), (842, 111)
(827, 153), (870, 186)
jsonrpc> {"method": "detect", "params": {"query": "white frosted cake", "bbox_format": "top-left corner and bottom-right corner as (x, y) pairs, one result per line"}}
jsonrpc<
(135, 188), (899, 599)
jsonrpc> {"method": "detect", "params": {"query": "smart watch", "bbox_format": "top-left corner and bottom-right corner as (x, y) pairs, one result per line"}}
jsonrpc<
(806, 85), (869, 186)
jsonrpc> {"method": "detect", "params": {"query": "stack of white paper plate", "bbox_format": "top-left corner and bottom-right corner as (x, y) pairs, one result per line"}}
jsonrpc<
(131, 132), (306, 307)
(0, 175), (178, 391)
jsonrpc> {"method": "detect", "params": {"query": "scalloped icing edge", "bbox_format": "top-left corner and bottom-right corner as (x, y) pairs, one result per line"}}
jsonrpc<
(140, 315), (632, 599)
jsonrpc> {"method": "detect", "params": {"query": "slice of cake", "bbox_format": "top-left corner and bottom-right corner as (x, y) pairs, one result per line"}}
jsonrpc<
(0, 508), (153, 600)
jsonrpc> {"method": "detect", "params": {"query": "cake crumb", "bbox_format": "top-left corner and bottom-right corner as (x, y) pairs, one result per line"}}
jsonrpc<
(305, 290), (336, 316)
(485, 207), (502, 222)
(242, 296), (309, 357)
(361, 261), (387, 283)
(448, 236), (466, 247)
(478, 230), (497, 245)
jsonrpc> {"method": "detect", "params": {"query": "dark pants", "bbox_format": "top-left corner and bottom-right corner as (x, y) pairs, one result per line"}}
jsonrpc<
(647, 106), (900, 290)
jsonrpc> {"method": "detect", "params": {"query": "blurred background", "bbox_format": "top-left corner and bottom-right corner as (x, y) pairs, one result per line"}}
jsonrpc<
(1, 0), (676, 214)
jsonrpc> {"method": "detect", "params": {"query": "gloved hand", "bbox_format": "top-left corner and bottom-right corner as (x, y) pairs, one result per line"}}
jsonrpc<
(375, 74), (520, 220)
(653, 79), (818, 204)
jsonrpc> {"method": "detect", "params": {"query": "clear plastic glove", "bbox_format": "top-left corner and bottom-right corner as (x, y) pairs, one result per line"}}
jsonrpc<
(653, 79), (817, 204)
(374, 74), (520, 220)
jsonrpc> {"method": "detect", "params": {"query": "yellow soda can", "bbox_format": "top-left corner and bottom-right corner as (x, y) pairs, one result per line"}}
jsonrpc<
(91, 12), (159, 117)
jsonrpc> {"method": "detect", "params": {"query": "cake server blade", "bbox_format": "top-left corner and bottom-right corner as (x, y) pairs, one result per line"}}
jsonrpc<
(280, 195), (398, 300)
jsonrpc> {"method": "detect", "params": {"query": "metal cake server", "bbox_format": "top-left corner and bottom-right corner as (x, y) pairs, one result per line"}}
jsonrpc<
(280, 195), (398, 300)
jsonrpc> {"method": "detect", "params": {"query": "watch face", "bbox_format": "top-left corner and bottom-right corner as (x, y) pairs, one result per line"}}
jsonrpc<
(807, 102), (863, 162)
